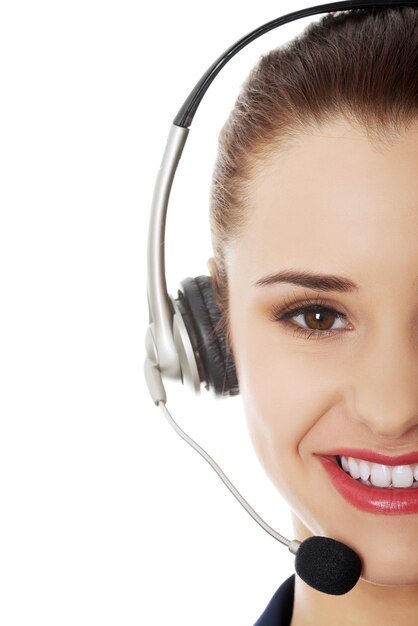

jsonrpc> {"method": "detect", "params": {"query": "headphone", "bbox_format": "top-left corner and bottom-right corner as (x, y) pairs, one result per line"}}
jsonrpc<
(145, 0), (418, 402)
(145, 0), (418, 596)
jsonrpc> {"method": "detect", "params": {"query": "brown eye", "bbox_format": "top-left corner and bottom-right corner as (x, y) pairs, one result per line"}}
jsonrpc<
(269, 301), (350, 340)
(303, 306), (337, 331)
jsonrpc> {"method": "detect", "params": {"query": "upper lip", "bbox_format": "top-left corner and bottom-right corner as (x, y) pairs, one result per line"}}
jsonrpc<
(318, 449), (418, 466)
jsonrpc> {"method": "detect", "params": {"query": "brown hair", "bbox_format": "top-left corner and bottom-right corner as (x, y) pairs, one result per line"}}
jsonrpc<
(209, 7), (418, 353)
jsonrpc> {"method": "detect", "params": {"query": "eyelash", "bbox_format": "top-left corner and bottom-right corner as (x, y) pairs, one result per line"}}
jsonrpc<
(268, 296), (350, 341)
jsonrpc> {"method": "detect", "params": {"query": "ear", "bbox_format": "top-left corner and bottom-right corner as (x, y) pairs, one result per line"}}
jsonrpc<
(206, 257), (221, 301)
(206, 256), (216, 278)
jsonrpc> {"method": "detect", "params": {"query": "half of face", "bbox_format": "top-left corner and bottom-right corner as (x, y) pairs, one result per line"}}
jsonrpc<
(223, 117), (418, 586)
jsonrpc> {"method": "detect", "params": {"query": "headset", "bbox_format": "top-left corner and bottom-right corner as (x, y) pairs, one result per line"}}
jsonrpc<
(145, 0), (418, 597)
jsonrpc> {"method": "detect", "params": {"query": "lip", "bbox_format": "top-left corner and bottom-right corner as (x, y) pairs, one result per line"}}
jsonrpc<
(319, 449), (418, 466)
(318, 456), (418, 515)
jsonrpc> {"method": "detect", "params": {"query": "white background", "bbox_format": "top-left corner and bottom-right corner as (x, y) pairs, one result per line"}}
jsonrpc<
(1, 1), (333, 624)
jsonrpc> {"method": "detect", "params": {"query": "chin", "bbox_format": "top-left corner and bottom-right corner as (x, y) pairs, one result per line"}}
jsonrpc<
(361, 568), (418, 587)
(359, 546), (418, 587)
(292, 511), (418, 588)
(346, 520), (418, 587)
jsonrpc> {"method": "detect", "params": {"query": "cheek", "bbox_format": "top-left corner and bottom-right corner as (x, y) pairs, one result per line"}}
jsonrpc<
(230, 310), (303, 487)
(229, 305), (344, 497)
(238, 347), (307, 499)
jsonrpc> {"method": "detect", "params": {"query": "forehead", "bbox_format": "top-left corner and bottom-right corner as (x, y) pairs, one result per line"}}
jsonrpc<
(227, 119), (418, 287)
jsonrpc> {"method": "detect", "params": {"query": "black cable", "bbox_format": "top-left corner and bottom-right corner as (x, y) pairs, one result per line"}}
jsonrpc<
(173, 0), (418, 128)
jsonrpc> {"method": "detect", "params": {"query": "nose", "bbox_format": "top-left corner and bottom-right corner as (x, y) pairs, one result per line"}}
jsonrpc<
(350, 329), (418, 441)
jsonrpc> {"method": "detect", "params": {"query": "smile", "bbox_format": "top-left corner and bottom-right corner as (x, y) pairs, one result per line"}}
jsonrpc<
(319, 456), (418, 515)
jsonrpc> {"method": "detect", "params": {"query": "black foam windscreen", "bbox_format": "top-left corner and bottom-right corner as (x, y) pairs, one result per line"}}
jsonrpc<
(294, 536), (363, 595)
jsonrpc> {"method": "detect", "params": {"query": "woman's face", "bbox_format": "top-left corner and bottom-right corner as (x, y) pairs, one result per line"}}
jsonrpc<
(224, 117), (418, 585)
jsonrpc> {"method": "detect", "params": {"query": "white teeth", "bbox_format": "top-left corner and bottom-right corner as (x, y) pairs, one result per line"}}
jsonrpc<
(359, 460), (370, 481)
(370, 463), (391, 488)
(391, 465), (414, 488)
(339, 455), (418, 489)
(348, 457), (361, 479)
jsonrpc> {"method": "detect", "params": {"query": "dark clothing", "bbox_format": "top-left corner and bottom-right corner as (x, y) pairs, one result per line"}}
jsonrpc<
(253, 574), (295, 626)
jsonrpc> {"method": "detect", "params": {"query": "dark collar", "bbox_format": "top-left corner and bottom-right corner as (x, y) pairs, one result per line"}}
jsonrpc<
(253, 574), (295, 626)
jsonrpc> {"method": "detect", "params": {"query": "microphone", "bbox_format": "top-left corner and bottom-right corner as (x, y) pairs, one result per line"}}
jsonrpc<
(294, 536), (362, 595)
(145, 358), (363, 595)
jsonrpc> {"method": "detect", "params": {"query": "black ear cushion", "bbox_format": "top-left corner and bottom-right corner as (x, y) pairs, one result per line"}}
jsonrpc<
(177, 276), (239, 397)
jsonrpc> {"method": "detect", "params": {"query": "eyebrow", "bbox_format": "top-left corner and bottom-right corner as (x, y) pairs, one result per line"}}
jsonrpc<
(254, 269), (359, 292)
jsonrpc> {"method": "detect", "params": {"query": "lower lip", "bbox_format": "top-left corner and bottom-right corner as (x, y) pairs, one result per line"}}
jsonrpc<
(319, 456), (418, 515)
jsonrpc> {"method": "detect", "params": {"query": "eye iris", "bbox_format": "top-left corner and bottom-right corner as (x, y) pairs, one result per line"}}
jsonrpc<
(304, 307), (335, 331)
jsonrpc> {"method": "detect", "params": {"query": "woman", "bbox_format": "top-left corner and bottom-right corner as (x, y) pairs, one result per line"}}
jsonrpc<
(205, 6), (418, 625)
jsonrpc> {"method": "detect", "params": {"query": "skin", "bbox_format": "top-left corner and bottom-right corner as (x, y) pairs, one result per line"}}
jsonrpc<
(209, 117), (418, 625)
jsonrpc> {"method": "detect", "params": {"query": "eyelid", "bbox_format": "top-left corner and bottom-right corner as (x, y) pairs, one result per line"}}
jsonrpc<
(268, 297), (352, 340)
(271, 293), (347, 316)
